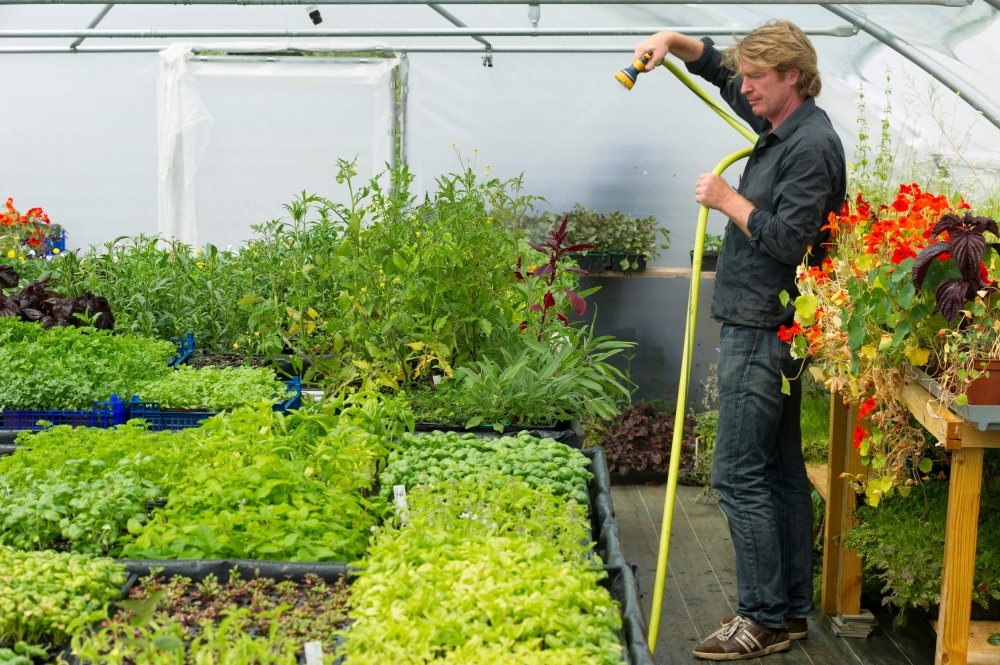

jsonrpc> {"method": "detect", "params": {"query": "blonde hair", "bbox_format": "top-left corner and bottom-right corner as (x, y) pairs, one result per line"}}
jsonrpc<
(722, 19), (822, 98)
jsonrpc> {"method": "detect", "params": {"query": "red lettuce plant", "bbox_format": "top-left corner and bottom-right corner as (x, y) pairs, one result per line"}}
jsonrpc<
(0, 267), (114, 329)
(513, 215), (593, 339)
(913, 212), (999, 323)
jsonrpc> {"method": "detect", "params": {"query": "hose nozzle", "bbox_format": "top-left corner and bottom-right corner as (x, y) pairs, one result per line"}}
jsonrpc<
(615, 49), (654, 90)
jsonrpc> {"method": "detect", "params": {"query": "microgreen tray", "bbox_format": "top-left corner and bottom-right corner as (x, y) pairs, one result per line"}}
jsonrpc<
(127, 378), (302, 431)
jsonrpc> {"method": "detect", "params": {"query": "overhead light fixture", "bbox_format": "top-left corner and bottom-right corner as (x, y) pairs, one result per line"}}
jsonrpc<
(527, 3), (540, 28)
(306, 4), (323, 25)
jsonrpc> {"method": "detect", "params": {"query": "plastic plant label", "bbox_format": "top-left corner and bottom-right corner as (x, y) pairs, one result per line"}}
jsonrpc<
(432, 374), (442, 386)
(393, 485), (407, 509)
(304, 641), (324, 665)
(394, 484), (408, 525)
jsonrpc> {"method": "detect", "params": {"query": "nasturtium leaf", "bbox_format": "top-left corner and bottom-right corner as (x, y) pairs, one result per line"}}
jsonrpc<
(780, 373), (791, 396)
(987, 633), (1000, 647)
(918, 458), (933, 474)
(779, 290), (790, 307)
(905, 346), (931, 367)
(956, 394), (969, 405)
(793, 294), (819, 325)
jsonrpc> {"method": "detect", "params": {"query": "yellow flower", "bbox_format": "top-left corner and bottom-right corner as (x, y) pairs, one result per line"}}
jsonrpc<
(415, 231), (421, 237)
(52, 248), (60, 254)
(409, 215), (416, 221)
(351, 165), (357, 174)
(197, 261), (205, 269)
(394, 277), (400, 283)
(254, 332), (259, 337)
(6, 250), (13, 258)
(379, 269), (384, 275)
(451, 142), (456, 147)
(233, 342), (239, 349)
(529, 264), (537, 272)
(361, 287), (366, 292)
(19, 257), (24, 262)
(196, 249), (202, 255)
(380, 282), (386, 288)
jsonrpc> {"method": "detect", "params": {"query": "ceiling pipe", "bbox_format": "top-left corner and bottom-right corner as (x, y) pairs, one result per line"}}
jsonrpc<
(0, 25), (859, 38)
(69, 2), (114, 48)
(0, 0), (974, 6)
(427, 4), (491, 49)
(825, 4), (1000, 132)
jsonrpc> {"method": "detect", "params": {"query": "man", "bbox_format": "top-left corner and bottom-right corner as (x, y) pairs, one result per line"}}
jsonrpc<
(633, 20), (846, 660)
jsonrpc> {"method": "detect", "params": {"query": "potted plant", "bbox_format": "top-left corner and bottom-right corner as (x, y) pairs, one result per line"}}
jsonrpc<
(690, 233), (723, 272)
(538, 205), (670, 273)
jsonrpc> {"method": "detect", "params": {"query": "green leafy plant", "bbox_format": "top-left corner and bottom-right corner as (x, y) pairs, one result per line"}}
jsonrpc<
(527, 205), (670, 268)
(136, 365), (291, 410)
(0, 320), (175, 410)
(113, 569), (351, 657)
(342, 476), (623, 664)
(0, 460), (160, 556)
(452, 328), (632, 429)
(703, 233), (723, 254)
(380, 431), (593, 505)
(0, 546), (126, 646)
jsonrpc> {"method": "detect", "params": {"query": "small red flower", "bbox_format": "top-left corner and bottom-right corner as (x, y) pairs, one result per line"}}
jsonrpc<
(853, 425), (867, 450)
(858, 398), (876, 420)
(980, 262), (994, 286)
(777, 322), (802, 342)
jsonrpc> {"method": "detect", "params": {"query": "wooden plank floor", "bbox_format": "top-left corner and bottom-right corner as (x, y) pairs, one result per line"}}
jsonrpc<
(612, 484), (939, 665)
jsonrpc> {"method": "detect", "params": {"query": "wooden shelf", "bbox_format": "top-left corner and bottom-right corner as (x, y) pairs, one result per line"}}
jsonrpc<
(807, 463), (829, 502)
(931, 621), (1000, 665)
(586, 267), (716, 279)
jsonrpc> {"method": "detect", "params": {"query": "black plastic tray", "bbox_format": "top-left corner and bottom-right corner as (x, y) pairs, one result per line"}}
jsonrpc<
(602, 564), (655, 665)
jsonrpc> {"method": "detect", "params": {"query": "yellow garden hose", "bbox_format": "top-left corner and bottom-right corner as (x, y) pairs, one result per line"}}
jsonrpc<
(645, 56), (756, 651)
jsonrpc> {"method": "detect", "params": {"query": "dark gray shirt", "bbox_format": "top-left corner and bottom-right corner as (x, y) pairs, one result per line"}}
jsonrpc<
(686, 37), (847, 330)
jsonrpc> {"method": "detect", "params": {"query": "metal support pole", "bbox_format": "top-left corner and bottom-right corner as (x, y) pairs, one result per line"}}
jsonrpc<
(825, 4), (1000, 132)
(0, 25), (860, 38)
(427, 3), (491, 48)
(399, 50), (409, 167)
(69, 2), (113, 49)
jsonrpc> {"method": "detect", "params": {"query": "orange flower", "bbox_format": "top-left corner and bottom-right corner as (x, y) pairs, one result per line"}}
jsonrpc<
(853, 425), (867, 449)
(777, 322), (802, 342)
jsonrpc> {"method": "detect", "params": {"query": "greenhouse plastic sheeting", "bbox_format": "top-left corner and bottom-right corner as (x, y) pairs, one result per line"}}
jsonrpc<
(158, 44), (398, 247)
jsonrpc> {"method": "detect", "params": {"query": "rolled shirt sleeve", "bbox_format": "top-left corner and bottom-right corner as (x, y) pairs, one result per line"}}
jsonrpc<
(685, 37), (765, 135)
(746, 143), (837, 266)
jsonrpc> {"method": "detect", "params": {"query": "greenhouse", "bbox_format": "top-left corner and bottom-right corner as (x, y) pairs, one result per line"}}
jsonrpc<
(1, 0), (1000, 662)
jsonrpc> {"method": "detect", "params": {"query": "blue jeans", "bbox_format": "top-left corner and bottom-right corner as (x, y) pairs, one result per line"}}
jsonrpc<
(711, 323), (814, 629)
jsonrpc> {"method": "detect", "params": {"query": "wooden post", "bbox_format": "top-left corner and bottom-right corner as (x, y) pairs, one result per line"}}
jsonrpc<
(837, 405), (865, 616)
(935, 447), (984, 665)
(821, 392), (849, 614)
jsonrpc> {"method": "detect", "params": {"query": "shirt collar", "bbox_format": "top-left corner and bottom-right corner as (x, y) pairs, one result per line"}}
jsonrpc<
(759, 97), (816, 142)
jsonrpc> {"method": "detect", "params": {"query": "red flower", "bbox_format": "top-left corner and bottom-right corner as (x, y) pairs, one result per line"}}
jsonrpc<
(958, 197), (971, 210)
(981, 262), (994, 286)
(858, 398), (876, 420)
(939, 252), (952, 261)
(891, 246), (917, 265)
(777, 322), (802, 342)
(853, 425), (867, 450)
(891, 196), (910, 212)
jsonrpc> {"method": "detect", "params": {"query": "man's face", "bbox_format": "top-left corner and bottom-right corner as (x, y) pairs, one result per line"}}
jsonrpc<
(739, 61), (801, 119)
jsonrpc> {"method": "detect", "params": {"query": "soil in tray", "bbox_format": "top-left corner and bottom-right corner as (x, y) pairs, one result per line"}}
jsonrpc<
(185, 354), (268, 370)
(110, 571), (350, 657)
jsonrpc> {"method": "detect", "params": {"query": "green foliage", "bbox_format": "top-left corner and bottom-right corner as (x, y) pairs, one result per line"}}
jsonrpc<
(526, 205), (670, 261)
(341, 476), (623, 664)
(0, 460), (160, 556)
(71, 607), (299, 665)
(122, 406), (389, 562)
(801, 375), (831, 465)
(136, 365), (291, 410)
(381, 431), (592, 505)
(450, 328), (632, 428)
(702, 233), (723, 254)
(0, 320), (174, 410)
(1, 404), (392, 563)
(90, 569), (351, 659)
(0, 546), (126, 646)
(0, 641), (47, 665)
(847, 458), (1000, 619)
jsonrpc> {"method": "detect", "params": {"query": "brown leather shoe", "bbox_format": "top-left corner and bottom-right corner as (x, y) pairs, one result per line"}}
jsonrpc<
(694, 616), (790, 660)
(722, 613), (808, 640)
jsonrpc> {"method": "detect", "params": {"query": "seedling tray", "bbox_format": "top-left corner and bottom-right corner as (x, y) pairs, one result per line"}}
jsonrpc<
(0, 394), (128, 432)
(413, 418), (583, 448)
(128, 378), (303, 431)
(909, 366), (1000, 432)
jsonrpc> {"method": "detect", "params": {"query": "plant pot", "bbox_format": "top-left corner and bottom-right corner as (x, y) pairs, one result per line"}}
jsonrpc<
(966, 359), (1000, 405)
(690, 251), (719, 272)
(609, 253), (646, 272)
(569, 252), (611, 273)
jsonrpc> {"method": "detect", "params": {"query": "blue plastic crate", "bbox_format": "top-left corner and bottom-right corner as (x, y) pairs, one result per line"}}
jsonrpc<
(128, 378), (302, 432)
(169, 332), (195, 367)
(1, 394), (127, 431)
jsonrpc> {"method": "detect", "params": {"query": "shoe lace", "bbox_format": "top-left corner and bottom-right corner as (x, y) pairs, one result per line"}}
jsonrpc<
(719, 616), (749, 642)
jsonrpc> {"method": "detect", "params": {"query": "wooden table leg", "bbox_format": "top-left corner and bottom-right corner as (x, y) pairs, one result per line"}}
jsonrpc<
(935, 447), (984, 665)
(821, 392), (849, 614)
(838, 404), (865, 616)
